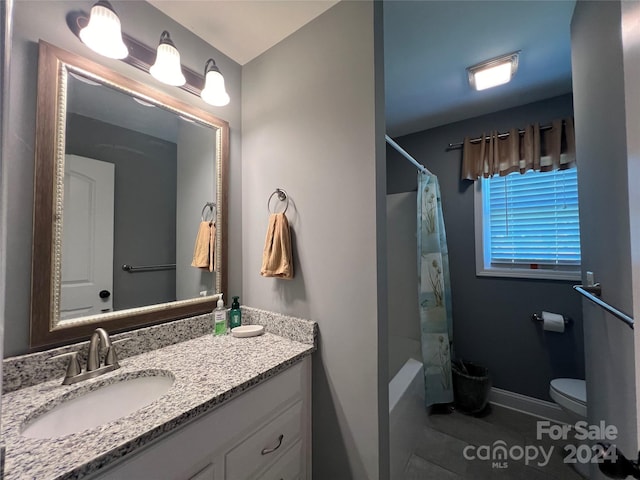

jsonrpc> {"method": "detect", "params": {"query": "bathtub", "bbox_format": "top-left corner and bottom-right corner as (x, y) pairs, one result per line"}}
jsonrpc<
(389, 357), (424, 478)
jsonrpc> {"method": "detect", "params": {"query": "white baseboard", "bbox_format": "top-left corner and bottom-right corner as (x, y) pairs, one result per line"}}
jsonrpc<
(489, 387), (572, 424)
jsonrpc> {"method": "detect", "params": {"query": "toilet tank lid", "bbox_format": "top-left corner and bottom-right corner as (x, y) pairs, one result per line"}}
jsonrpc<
(551, 378), (587, 403)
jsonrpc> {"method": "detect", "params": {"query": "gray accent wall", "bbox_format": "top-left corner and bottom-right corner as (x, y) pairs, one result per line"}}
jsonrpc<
(66, 114), (177, 311)
(387, 93), (585, 401)
(242, 2), (388, 478)
(572, 1), (638, 474)
(4, 0), (241, 356)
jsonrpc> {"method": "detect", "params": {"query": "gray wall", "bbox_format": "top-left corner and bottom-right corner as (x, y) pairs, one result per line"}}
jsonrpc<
(176, 122), (216, 300)
(242, 2), (388, 478)
(386, 192), (420, 381)
(66, 114), (177, 310)
(0, 0), (13, 428)
(4, 0), (241, 356)
(622, 0), (640, 448)
(387, 93), (585, 401)
(572, 1), (638, 474)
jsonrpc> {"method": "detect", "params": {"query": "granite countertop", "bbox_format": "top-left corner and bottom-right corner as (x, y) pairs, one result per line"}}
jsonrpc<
(1, 328), (314, 480)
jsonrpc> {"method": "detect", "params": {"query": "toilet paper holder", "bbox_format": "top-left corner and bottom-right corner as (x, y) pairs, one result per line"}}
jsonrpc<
(531, 313), (572, 326)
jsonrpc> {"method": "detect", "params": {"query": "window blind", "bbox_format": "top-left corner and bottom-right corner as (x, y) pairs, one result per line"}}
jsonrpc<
(483, 168), (581, 267)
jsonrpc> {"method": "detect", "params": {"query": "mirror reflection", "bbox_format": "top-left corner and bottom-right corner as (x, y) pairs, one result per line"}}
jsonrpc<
(30, 41), (228, 349)
(61, 72), (217, 320)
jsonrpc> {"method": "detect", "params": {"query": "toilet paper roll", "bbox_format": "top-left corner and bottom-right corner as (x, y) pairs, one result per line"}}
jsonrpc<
(542, 311), (565, 333)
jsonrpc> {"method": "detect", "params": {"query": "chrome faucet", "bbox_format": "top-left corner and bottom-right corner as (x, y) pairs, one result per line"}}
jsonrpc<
(50, 328), (128, 385)
(87, 327), (117, 371)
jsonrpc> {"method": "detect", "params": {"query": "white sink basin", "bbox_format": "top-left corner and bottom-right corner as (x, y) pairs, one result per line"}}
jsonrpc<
(21, 372), (174, 439)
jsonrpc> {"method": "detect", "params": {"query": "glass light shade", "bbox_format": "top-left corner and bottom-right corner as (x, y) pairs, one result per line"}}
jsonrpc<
(149, 32), (186, 87)
(79, 1), (128, 59)
(201, 61), (230, 107)
(472, 62), (513, 91)
(467, 51), (519, 91)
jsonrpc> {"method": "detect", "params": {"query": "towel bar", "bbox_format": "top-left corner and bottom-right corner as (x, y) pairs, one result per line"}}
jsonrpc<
(122, 264), (176, 273)
(573, 284), (634, 329)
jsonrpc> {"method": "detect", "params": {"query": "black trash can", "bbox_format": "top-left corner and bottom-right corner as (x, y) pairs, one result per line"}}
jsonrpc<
(452, 360), (491, 414)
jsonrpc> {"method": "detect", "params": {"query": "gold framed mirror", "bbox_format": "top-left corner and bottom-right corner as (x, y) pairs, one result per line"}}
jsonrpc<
(30, 41), (229, 349)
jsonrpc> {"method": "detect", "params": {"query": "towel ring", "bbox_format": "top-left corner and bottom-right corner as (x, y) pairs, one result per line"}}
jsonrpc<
(201, 202), (216, 222)
(267, 188), (289, 214)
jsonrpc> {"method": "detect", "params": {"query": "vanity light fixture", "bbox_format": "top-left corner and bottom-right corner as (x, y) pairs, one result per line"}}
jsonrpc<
(467, 51), (520, 91)
(149, 31), (186, 87)
(78, 0), (128, 59)
(201, 59), (230, 107)
(71, 3), (230, 105)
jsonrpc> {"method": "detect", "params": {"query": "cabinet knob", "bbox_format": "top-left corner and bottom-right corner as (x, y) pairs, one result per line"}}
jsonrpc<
(99, 289), (111, 299)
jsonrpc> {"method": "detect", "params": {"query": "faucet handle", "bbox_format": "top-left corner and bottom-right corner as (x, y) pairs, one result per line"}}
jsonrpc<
(106, 337), (132, 368)
(49, 351), (82, 384)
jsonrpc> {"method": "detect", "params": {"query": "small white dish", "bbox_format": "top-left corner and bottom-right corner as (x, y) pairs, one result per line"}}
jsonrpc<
(231, 325), (264, 338)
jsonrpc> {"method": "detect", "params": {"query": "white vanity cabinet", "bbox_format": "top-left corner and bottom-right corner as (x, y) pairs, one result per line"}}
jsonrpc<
(92, 357), (311, 480)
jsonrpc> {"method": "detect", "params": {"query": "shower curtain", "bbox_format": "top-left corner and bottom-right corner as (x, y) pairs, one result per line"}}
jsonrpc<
(417, 172), (454, 407)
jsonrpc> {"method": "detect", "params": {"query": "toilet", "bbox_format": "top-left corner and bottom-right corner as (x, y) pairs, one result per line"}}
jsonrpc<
(550, 378), (587, 420)
(550, 378), (588, 478)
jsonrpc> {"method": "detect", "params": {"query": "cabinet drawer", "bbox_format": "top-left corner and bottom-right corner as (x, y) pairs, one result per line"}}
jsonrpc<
(259, 441), (302, 480)
(225, 401), (302, 480)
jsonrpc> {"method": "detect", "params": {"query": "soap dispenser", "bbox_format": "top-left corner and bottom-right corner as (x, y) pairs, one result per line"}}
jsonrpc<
(229, 296), (242, 329)
(213, 294), (227, 335)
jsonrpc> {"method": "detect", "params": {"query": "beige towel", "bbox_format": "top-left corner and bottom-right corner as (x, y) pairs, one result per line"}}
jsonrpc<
(261, 213), (293, 279)
(191, 221), (216, 272)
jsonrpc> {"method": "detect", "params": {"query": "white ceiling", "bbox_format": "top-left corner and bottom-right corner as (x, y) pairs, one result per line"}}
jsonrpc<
(146, 0), (339, 65)
(384, 1), (575, 137)
(147, 0), (575, 138)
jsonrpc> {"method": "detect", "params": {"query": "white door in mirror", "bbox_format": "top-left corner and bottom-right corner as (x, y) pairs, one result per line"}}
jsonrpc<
(61, 155), (115, 319)
(231, 325), (264, 338)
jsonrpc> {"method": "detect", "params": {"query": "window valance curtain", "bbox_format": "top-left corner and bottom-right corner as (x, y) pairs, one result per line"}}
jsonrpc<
(461, 117), (576, 181)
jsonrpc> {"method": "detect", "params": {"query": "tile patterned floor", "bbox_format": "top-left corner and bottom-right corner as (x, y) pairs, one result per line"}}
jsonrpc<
(402, 405), (586, 479)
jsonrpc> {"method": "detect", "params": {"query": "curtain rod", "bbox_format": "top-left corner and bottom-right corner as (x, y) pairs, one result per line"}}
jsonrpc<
(385, 135), (431, 174)
(447, 123), (557, 151)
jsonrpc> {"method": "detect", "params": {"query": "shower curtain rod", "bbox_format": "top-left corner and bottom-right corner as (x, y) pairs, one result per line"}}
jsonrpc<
(447, 123), (558, 151)
(385, 135), (431, 175)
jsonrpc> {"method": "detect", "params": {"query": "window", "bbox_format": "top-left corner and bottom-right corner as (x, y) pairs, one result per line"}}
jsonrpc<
(475, 167), (581, 280)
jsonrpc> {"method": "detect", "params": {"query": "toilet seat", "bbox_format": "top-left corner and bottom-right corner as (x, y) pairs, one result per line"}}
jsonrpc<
(550, 378), (587, 418)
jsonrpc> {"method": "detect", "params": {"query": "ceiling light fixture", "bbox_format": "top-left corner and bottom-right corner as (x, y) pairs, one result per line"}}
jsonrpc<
(467, 51), (520, 91)
(201, 59), (230, 107)
(78, 0), (128, 59)
(149, 31), (186, 87)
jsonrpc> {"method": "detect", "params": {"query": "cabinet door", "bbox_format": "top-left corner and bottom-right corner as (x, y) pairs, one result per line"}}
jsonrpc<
(189, 463), (215, 480)
(259, 441), (302, 480)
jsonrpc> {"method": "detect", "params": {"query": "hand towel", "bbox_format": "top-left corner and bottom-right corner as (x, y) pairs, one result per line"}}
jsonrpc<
(261, 213), (294, 279)
(191, 221), (216, 272)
